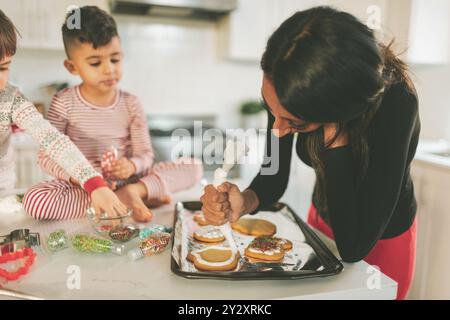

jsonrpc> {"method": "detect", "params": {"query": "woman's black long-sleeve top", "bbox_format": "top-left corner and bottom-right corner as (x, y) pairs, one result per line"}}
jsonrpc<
(249, 81), (421, 262)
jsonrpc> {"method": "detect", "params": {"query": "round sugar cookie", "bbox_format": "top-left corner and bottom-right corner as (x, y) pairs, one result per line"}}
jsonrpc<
(193, 226), (225, 243)
(246, 256), (284, 264)
(231, 218), (276, 236)
(187, 247), (240, 271)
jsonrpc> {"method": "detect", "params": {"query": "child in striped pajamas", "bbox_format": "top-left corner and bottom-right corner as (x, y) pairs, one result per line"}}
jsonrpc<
(23, 6), (203, 222)
(0, 10), (128, 218)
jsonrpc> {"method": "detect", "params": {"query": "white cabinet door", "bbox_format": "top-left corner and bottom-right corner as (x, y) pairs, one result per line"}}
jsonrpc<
(407, 0), (449, 65)
(222, 0), (326, 61)
(326, 0), (388, 38)
(225, 0), (274, 61)
(271, 0), (327, 31)
(409, 163), (430, 299)
(409, 161), (450, 299)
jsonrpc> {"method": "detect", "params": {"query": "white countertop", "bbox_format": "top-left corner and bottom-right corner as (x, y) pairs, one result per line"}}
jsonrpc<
(0, 182), (397, 300)
(415, 139), (450, 170)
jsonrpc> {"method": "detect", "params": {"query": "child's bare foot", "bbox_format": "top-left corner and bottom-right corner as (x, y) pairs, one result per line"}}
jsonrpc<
(146, 195), (172, 208)
(115, 183), (153, 222)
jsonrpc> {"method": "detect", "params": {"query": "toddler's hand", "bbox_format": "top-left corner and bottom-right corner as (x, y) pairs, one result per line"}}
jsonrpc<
(110, 158), (136, 180)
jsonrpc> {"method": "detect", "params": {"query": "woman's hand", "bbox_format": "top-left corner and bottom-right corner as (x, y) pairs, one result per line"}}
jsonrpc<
(200, 182), (259, 225)
(323, 123), (348, 148)
(110, 158), (136, 180)
(91, 186), (128, 217)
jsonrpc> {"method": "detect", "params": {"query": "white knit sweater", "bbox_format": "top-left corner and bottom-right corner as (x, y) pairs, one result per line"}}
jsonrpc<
(0, 83), (101, 190)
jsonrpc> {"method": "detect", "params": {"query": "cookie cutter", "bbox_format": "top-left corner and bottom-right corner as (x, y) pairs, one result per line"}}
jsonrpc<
(0, 229), (41, 255)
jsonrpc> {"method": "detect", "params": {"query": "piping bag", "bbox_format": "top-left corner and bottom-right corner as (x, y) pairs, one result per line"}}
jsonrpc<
(212, 140), (249, 252)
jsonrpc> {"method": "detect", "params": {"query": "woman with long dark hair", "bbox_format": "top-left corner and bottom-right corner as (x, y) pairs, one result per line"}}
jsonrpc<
(201, 6), (420, 300)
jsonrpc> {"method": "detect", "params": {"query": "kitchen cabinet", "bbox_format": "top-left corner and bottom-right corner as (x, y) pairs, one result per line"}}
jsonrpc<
(220, 0), (449, 64)
(278, 0), (449, 65)
(327, 0), (388, 40)
(218, 0), (327, 62)
(409, 160), (450, 299)
(0, 0), (109, 50)
(219, 0), (388, 62)
(406, 0), (449, 65)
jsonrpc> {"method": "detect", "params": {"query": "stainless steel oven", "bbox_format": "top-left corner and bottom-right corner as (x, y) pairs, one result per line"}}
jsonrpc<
(147, 114), (240, 181)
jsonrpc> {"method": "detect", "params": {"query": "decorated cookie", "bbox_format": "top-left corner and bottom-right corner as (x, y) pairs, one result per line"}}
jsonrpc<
(244, 236), (288, 262)
(273, 237), (293, 251)
(231, 219), (276, 237)
(193, 226), (225, 243)
(193, 212), (209, 226)
(187, 247), (240, 271)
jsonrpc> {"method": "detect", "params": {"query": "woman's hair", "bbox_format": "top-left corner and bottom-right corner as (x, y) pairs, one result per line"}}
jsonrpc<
(261, 6), (414, 215)
(0, 10), (19, 61)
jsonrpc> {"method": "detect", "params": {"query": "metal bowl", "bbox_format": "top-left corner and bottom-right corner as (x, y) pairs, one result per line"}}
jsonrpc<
(86, 207), (133, 235)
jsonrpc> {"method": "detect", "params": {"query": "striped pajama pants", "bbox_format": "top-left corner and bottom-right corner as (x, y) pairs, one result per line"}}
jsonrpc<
(23, 159), (203, 220)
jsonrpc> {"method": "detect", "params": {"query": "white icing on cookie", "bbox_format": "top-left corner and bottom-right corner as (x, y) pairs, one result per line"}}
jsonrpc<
(248, 247), (281, 256)
(194, 226), (224, 239)
(191, 246), (237, 267)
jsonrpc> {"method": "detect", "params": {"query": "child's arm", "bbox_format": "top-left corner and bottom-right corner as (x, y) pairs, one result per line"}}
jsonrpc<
(127, 96), (155, 174)
(11, 88), (103, 193)
(37, 94), (73, 182)
(38, 149), (71, 181)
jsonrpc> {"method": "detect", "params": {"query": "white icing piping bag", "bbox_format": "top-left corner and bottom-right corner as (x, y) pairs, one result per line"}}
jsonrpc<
(213, 140), (248, 252)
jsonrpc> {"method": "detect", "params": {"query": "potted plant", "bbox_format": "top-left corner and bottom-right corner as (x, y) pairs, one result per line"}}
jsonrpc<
(239, 100), (266, 130)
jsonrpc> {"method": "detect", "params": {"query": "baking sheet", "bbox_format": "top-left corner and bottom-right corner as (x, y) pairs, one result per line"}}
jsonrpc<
(171, 202), (343, 279)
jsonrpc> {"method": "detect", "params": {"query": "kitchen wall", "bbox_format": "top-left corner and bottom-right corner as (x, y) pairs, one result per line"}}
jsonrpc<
(399, 0), (450, 141)
(411, 63), (450, 140)
(329, 0), (450, 141)
(9, 3), (450, 139)
(9, 15), (263, 130)
(117, 15), (266, 130)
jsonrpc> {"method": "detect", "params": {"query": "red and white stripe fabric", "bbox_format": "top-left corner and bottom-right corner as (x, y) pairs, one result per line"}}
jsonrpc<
(23, 180), (90, 220)
(23, 158), (203, 220)
(38, 86), (155, 177)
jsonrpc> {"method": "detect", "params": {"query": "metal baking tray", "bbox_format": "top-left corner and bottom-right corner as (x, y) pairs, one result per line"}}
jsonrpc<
(171, 201), (343, 280)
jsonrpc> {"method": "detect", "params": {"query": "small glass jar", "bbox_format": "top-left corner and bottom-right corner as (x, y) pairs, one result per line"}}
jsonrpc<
(45, 229), (69, 253)
(70, 233), (125, 255)
(86, 207), (133, 236)
(109, 225), (139, 243)
(128, 232), (171, 261)
(138, 224), (169, 240)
